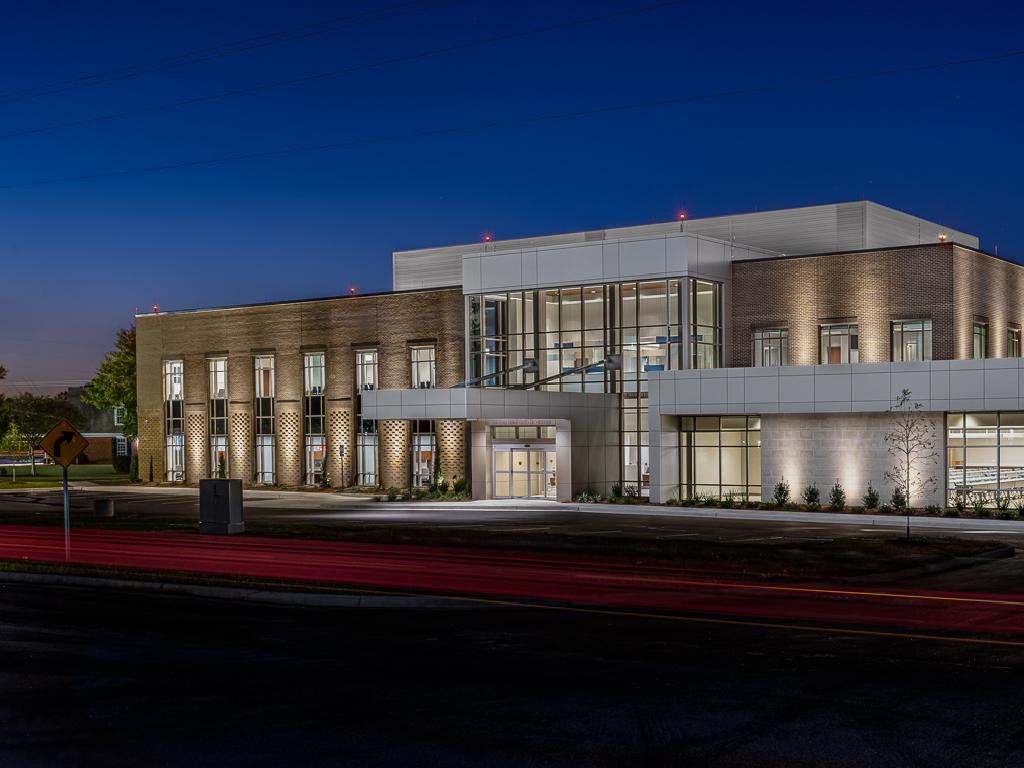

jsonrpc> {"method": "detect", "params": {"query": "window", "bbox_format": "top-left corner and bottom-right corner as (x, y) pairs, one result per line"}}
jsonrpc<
(820, 324), (859, 365)
(356, 418), (378, 486)
(115, 436), (128, 457)
(891, 320), (932, 362)
(303, 353), (326, 485)
(113, 406), (125, 426)
(680, 416), (761, 501)
(412, 420), (435, 487)
(162, 360), (184, 481)
(1009, 328), (1021, 358)
(208, 358), (228, 477)
(752, 328), (788, 367)
(356, 350), (378, 391)
(947, 412), (1024, 506)
(973, 322), (988, 360)
(690, 279), (721, 369)
(411, 346), (436, 388)
(254, 356), (275, 484)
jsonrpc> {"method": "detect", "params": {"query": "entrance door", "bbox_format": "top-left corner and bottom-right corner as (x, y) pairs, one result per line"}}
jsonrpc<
(493, 446), (556, 499)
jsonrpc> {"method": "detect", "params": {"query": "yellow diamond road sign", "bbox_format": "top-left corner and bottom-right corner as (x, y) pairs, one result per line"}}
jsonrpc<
(41, 420), (89, 469)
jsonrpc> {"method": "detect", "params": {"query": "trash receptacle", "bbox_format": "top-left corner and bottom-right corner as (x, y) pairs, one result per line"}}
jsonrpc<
(93, 498), (114, 518)
(199, 479), (244, 535)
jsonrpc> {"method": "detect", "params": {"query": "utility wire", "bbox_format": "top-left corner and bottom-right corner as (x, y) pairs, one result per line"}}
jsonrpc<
(0, 0), (459, 106)
(0, 0), (689, 141)
(1, 47), (1020, 191)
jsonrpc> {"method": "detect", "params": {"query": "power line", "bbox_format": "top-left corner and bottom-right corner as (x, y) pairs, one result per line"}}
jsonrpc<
(0, 0), (690, 141)
(1, 47), (1020, 191)
(0, 0), (458, 107)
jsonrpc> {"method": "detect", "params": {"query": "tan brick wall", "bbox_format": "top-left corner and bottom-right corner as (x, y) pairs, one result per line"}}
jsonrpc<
(136, 288), (464, 488)
(952, 246), (1024, 360)
(731, 245), (956, 366)
(379, 419), (410, 489)
(438, 419), (467, 486)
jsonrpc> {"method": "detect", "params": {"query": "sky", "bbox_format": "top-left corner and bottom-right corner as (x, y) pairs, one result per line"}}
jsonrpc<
(1, 0), (1021, 393)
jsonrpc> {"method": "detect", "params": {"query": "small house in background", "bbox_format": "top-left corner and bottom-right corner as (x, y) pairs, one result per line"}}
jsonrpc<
(65, 386), (128, 465)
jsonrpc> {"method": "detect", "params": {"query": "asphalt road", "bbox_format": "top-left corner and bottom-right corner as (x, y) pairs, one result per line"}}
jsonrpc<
(6, 487), (1024, 547)
(2, 581), (1023, 768)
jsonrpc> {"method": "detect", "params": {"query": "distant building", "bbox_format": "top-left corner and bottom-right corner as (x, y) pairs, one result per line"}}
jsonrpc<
(65, 387), (128, 464)
(136, 201), (1017, 507)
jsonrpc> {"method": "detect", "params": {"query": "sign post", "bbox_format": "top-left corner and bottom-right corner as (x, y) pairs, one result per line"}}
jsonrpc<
(40, 420), (89, 561)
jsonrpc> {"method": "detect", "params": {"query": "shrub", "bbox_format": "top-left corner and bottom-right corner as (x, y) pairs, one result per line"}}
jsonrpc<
(1015, 501), (1024, 518)
(112, 453), (131, 474)
(848, 505), (865, 514)
(772, 479), (791, 508)
(996, 494), (1011, 513)
(943, 506), (960, 518)
(386, 486), (401, 501)
(878, 504), (893, 514)
(575, 490), (598, 503)
(996, 509), (1015, 520)
(721, 491), (736, 509)
(610, 483), (623, 499)
(802, 483), (820, 509)
(924, 504), (941, 515)
(129, 454), (139, 482)
(890, 486), (907, 511)
(862, 484), (880, 510)
(972, 497), (988, 517)
(829, 479), (846, 511)
(319, 467), (331, 489)
(953, 495), (967, 515)
(452, 476), (468, 495)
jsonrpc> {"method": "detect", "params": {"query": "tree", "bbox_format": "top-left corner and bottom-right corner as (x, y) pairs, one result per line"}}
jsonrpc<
(0, 364), (8, 433)
(0, 422), (28, 481)
(83, 327), (137, 439)
(883, 389), (939, 540)
(8, 393), (79, 476)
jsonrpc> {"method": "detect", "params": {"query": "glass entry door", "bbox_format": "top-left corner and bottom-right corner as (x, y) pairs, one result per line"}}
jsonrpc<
(493, 446), (556, 499)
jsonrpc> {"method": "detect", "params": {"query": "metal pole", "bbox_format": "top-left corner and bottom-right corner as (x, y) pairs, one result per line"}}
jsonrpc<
(63, 466), (70, 561)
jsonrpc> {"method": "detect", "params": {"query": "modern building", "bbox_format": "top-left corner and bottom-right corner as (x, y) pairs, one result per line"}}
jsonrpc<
(137, 201), (1024, 507)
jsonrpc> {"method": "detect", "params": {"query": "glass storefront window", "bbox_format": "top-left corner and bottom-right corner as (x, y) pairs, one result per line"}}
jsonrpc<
(947, 412), (1024, 505)
(680, 415), (761, 501)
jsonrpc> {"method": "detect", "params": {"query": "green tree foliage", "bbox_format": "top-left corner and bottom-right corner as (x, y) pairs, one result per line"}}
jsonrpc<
(0, 364), (8, 432)
(8, 393), (80, 475)
(0, 422), (27, 454)
(83, 327), (137, 439)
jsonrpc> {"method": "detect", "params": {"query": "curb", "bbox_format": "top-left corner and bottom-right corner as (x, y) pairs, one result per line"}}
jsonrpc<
(0, 571), (499, 610)
(842, 545), (1016, 584)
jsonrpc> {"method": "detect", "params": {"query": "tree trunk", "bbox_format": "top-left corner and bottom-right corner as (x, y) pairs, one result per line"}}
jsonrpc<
(30, 446), (36, 477)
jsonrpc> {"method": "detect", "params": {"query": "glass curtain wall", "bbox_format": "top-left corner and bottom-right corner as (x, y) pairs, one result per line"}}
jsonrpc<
(947, 412), (1024, 504)
(680, 416), (761, 501)
(303, 353), (326, 486)
(468, 278), (716, 494)
(355, 349), (379, 486)
(163, 360), (185, 481)
(254, 356), (275, 484)
(208, 358), (227, 477)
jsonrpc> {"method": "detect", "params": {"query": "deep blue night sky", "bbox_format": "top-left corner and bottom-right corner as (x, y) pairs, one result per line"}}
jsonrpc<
(1, 0), (1021, 391)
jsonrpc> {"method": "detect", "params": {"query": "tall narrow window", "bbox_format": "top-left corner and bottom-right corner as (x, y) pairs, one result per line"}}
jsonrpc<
(1008, 327), (1020, 358)
(113, 406), (125, 426)
(163, 360), (184, 481)
(752, 328), (788, 367)
(412, 420), (436, 487)
(356, 349), (378, 391)
(208, 358), (228, 477)
(820, 324), (859, 364)
(690, 279), (721, 369)
(411, 346), (435, 388)
(356, 418), (378, 486)
(303, 353), (326, 485)
(254, 355), (275, 484)
(973, 322), (988, 360)
(115, 436), (128, 457)
(891, 320), (932, 362)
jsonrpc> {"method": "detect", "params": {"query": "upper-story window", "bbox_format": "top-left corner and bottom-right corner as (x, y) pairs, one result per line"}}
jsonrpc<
(208, 358), (228, 478)
(254, 355), (275, 484)
(752, 328), (788, 367)
(113, 405), (125, 426)
(1009, 327), (1021, 358)
(892, 320), (932, 362)
(162, 360), (184, 482)
(356, 349), (378, 391)
(690, 279), (721, 369)
(820, 324), (859, 365)
(973, 322), (988, 360)
(411, 346), (435, 388)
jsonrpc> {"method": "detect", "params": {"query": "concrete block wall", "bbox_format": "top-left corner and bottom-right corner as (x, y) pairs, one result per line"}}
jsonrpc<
(759, 412), (944, 508)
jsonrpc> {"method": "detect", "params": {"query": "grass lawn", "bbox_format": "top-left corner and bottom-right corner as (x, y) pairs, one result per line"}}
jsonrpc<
(0, 464), (132, 489)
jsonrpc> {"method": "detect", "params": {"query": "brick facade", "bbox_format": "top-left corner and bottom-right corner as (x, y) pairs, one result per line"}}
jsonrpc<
(731, 244), (956, 367)
(137, 288), (465, 488)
